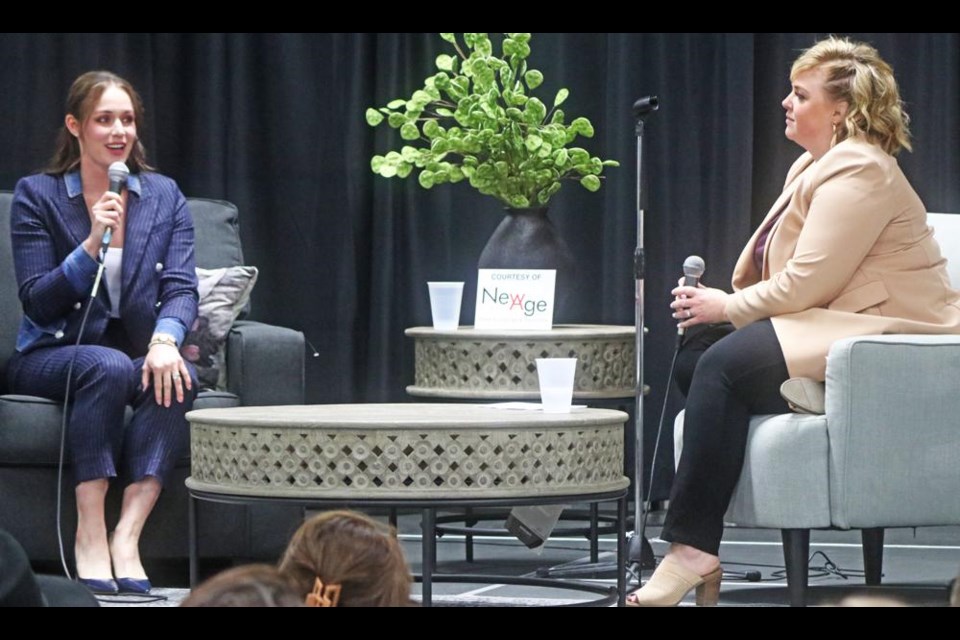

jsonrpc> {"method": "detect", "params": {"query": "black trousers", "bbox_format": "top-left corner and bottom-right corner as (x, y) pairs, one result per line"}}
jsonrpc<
(659, 319), (791, 556)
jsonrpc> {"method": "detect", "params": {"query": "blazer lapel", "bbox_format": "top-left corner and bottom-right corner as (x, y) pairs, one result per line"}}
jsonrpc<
(758, 155), (814, 238)
(732, 154), (815, 287)
(759, 157), (816, 278)
(120, 185), (156, 300)
(55, 183), (118, 312)
(57, 189), (92, 248)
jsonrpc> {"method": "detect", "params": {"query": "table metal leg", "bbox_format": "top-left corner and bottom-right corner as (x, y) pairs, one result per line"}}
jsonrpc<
(421, 507), (436, 607)
(185, 488), (626, 606)
(465, 507), (475, 563)
(189, 492), (198, 588)
(618, 494), (627, 606)
(590, 503), (599, 563)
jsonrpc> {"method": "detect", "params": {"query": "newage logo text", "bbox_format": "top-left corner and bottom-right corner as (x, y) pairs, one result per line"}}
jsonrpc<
(480, 288), (548, 317)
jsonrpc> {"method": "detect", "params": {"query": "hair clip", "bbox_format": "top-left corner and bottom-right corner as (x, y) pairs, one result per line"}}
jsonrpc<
(305, 577), (342, 608)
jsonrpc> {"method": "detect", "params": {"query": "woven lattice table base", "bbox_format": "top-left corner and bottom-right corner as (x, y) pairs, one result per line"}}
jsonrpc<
(405, 325), (636, 399)
(187, 404), (629, 499)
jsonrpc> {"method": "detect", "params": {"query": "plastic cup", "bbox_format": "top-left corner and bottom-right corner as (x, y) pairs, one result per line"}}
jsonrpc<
(535, 358), (577, 413)
(427, 282), (464, 330)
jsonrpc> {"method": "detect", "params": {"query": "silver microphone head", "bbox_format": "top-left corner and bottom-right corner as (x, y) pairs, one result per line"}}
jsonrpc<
(683, 255), (706, 279)
(107, 162), (130, 189)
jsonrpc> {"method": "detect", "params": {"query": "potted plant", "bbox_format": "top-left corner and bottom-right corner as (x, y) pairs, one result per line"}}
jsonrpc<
(366, 33), (619, 314)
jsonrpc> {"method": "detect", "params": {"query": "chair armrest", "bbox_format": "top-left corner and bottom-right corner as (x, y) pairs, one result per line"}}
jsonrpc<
(225, 320), (305, 406)
(825, 334), (960, 529)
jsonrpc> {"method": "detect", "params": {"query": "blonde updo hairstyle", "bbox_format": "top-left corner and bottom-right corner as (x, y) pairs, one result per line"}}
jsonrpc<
(791, 36), (912, 155)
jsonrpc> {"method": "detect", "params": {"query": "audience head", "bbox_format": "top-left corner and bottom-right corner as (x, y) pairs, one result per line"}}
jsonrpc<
(279, 510), (413, 607)
(180, 564), (303, 607)
(836, 593), (908, 607)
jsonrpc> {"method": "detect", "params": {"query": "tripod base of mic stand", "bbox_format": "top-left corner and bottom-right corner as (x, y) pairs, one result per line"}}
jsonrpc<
(628, 533), (656, 569)
(533, 534), (655, 579)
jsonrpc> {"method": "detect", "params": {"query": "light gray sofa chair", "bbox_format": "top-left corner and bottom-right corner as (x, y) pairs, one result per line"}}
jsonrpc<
(674, 212), (960, 607)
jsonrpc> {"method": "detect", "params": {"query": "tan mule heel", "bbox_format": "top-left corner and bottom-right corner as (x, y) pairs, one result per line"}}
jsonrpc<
(694, 567), (722, 606)
(625, 555), (722, 607)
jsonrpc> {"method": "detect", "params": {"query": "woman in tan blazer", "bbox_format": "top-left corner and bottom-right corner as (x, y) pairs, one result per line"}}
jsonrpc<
(628, 37), (960, 607)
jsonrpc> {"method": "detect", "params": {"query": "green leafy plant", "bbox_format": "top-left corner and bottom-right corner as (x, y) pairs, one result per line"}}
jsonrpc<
(366, 33), (619, 209)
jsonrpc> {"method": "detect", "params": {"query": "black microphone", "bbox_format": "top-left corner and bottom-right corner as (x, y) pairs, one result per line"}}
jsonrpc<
(633, 95), (659, 118)
(101, 161), (130, 249)
(676, 255), (706, 345)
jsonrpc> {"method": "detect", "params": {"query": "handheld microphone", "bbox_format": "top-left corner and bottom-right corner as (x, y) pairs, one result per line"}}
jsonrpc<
(101, 161), (130, 249)
(676, 255), (706, 345)
(682, 255), (705, 287)
(91, 162), (129, 298)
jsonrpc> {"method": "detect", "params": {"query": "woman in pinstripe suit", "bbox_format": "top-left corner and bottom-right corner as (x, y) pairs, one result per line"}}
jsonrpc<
(7, 71), (199, 595)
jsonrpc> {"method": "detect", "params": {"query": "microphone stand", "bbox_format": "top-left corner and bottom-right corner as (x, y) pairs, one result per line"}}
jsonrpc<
(628, 96), (659, 575)
(531, 98), (660, 585)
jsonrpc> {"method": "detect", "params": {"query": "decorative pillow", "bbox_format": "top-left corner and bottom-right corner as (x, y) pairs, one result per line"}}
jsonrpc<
(180, 266), (259, 391)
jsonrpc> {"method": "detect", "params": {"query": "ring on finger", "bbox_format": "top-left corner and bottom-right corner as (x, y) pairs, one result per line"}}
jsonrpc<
(172, 373), (181, 381)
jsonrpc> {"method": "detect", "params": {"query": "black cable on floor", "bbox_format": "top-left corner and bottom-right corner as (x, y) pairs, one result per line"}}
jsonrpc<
(96, 593), (169, 604)
(426, 536), (873, 586)
(768, 550), (866, 581)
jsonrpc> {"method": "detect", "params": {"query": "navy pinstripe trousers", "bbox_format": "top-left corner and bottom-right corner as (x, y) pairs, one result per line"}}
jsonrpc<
(8, 341), (197, 486)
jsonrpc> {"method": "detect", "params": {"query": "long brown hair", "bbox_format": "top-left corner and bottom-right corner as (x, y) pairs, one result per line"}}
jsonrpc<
(180, 564), (304, 607)
(46, 70), (154, 174)
(278, 510), (414, 607)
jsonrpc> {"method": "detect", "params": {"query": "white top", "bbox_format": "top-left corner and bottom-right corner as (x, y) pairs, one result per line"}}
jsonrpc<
(102, 248), (123, 318)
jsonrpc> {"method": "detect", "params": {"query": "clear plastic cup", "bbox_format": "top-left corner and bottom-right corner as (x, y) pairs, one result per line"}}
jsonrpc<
(535, 357), (577, 413)
(427, 282), (464, 330)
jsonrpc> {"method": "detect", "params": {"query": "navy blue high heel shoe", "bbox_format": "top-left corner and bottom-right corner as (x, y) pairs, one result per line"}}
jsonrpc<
(77, 577), (119, 595)
(116, 577), (152, 594)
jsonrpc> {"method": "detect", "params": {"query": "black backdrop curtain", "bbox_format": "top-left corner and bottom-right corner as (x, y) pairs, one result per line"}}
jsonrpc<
(1, 33), (958, 498)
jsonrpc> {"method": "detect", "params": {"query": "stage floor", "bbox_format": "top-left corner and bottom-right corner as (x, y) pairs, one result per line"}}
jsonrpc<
(100, 513), (959, 607)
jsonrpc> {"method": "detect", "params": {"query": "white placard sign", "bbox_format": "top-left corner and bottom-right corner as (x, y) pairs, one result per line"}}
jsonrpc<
(474, 269), (556, 330)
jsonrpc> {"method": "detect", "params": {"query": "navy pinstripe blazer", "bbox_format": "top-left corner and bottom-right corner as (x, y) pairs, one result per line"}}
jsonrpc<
(10, 172), (199, 358)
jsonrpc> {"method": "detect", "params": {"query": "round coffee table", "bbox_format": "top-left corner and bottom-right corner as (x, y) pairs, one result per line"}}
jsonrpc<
(186, 403), (630, 606)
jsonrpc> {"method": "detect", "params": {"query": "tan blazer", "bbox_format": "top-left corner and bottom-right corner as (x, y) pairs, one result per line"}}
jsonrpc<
(727, 137), (960, 380)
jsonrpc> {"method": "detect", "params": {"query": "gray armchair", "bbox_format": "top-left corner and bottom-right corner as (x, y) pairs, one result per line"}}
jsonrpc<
(674, 212), (960, 606)
(0, 193), (307, 563)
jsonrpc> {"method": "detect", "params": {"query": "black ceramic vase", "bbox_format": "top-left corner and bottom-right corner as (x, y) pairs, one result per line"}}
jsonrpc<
(477, 207), (576, 322)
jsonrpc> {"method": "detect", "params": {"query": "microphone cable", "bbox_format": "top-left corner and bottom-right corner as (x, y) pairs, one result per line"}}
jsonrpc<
(768, 550), (866, 581)
(55, 239), (113, 582)
(632, 338), (682, 581)
(55, 283), (101, 580)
